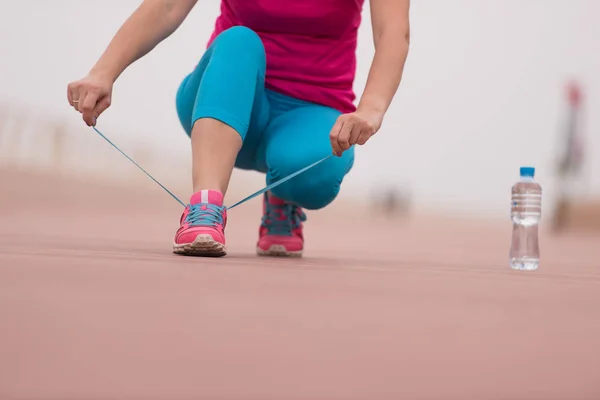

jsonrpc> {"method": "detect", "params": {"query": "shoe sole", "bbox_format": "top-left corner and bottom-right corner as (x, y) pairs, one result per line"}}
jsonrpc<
(256, 244), (302, 257)
(173, 234), (227, 257)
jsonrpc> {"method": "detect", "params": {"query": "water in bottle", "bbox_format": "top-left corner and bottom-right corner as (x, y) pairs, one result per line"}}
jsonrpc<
(509, 166), (542, 270)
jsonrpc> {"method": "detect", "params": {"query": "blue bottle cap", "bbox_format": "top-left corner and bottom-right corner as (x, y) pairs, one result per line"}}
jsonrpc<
(520, 166), (535, 178)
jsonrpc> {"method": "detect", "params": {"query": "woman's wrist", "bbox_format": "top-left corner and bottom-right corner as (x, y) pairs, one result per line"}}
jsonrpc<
(89, 61), (121, 83)
(357, 96), (387, 118)
(355, 98), (386, 131)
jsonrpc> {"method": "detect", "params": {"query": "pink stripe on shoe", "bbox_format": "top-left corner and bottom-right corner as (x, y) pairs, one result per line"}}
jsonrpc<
(190, 190), (224, 206)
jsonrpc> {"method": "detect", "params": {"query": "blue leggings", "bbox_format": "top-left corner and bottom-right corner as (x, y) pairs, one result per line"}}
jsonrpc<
(175, 26), (354, 210)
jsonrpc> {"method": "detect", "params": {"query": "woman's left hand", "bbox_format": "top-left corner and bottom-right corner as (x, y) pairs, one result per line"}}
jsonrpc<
(329, 110), (383, 156)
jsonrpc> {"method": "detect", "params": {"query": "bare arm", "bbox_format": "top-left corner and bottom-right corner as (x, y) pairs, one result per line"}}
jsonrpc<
(329, 0), (410, 155)
(91, 0), (198, 82)
(357, 0), (410, 117)
(68, 0), (197, 125)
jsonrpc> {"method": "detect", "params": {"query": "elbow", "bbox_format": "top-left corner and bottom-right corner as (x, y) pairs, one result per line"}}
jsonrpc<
(163, 0), (192, 23)
(143, 0), (195, 25)
(374, 27), (410, 53)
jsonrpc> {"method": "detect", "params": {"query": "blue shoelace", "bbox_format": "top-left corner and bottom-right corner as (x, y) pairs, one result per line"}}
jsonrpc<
(261, 201), (307, 235)
(91, 125), (339, 211)
(185, 203), (226, 227)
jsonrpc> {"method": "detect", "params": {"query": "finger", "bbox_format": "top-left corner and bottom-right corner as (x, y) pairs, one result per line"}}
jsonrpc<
(81, 91), (100, 126)
(67, 83), (74, 106)
(94, 96), (111, 116)
(337, 120), (354, 152)
(348, 123), (362, 146)
(69, 84), (82, 111)
(92, 96), (111, 126)
(78, 88), (90, 110)
(356, 131), (372, 145)
(329, 119), (344, 156)
(77, 88), (89, 114)
(357, 119), (377, 145)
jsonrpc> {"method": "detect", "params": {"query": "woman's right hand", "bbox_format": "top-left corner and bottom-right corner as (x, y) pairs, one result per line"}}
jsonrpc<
(67, 73), (113, 126)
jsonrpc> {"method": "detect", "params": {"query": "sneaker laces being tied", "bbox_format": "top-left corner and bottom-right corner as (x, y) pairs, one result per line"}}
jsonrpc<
(185, 204), (225, 227)
(261, 202), (306, 235)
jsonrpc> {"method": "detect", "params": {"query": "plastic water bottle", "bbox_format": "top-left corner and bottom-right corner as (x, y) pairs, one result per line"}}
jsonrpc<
(509, 166), (542, 270)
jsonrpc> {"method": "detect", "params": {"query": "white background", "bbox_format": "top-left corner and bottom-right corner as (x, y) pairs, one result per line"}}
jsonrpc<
(0, 0), (598, 217)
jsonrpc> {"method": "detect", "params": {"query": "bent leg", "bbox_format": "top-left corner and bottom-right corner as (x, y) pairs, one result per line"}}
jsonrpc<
(175, 26), (270, 194)
(263, 105), (355, 210)
(172, 27), (270, 257)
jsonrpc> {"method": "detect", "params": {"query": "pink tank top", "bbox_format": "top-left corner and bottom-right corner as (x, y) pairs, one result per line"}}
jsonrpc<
(208, 0), (365, 114)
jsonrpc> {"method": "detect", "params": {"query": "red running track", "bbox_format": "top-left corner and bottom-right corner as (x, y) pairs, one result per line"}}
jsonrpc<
(1, 169), (599, 399)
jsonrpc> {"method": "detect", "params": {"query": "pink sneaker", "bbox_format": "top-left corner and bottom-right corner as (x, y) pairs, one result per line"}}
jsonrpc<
(173, 189), (227, 257)
(256, 192), (306, 257)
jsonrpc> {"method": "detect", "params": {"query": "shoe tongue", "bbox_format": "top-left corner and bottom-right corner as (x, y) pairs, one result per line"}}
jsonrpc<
(190, 190), (224, 206)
